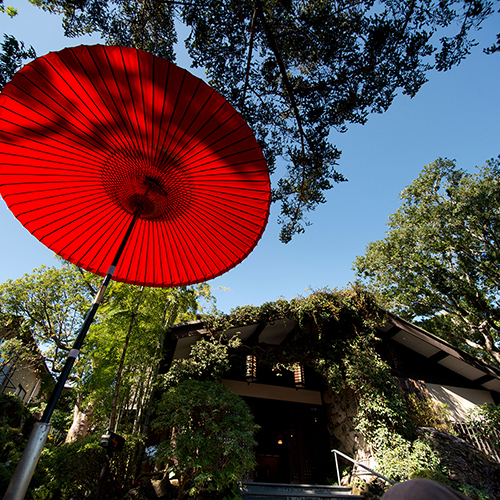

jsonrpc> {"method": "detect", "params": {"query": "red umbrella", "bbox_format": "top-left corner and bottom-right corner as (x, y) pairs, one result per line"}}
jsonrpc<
(0, 45), (270, 500)
(0, 44), (270, 287)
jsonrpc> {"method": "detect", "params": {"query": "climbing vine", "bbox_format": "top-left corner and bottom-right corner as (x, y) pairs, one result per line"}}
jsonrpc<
(203, 286), (411, 441)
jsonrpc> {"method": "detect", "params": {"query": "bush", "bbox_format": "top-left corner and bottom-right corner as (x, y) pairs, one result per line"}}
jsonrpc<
(153, 380), (257, 500)
(0, 393), (35, 496)
(33, 436), (106, 500)
(371, 429), (441, 482)
(466, 403), (500, 446)
(406, 394), (454, 434)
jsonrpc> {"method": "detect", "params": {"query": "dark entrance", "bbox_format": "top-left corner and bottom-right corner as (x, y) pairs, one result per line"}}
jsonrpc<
(245, 397), (330, 484)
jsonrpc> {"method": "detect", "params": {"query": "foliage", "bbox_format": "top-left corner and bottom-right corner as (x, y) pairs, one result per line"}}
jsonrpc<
(354, 157), (500, 366)
(466, 403), (500, 447)
(0, 1), (17, 18)
(78, 282), (211, 430)
(408, 468), (453, 486)
(153, 379), (257, 500)
(0, 262), (213, 437)
(161, 335), (242, 389)
(0, 393), (35, 496)
(33, 436), (105, 500)
(19, 0), (498, 242)
(0, 34), (36, 89)
(0, 264), (98, 374)
(30, 432), (148, 500)
(406, 394), (455, 434)
(371, 428), (441, 482)
(204, 287), (411, 440)
(456, 483), (490, 500)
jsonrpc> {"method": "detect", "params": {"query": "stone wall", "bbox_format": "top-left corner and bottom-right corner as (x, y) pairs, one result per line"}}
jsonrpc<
(418, 427), (500, 499)
(323, 387), (372, 469)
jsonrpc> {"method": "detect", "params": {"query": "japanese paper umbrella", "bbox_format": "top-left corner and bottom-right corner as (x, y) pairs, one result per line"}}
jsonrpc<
(0, 44), (271, 288)
(0, 45), (270, 500)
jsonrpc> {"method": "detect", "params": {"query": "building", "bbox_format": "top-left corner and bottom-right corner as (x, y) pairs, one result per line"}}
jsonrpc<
(163, 305), (500, 485)
(0, 319), (51, 405)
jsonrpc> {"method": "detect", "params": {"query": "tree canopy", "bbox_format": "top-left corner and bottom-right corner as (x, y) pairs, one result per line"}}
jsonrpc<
(353, 157), (500, 365)
(4, 0), (499, 241)
(0, 262), (212, 434)
(153, 379), (257, 500)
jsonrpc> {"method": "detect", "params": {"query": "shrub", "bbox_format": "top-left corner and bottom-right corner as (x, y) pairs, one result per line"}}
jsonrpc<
(406, 394), (455, 434)
(33, 436), (106, 500)
(0, 393), (35, 496)
(466, 403), (500, 447)
(371, 428), (440, 482)
(153, 380), (257, 499)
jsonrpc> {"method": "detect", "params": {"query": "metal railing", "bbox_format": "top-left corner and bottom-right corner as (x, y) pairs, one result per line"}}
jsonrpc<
(331, 448), (395, 486)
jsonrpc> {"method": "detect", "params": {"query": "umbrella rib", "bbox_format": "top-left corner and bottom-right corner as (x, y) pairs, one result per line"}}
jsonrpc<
(119, 47), (146, 155)
(48, 51), (130, 155)
(164, 108), (245, 169)
(100, 47), (143, 153)
(150, 220), (164, 285)
(154, 70), (187, 168)
(67, 208), (132, 273)
(11, 184), (107, 218)
(157, 74), (202, 169)
(190, 192), (270, 230)
(71, 48), (140, 154)
(0, 149), (105, 177)
(151, 58), (171, 168)
(163, 125), (259, 174)
(0, 110), (112, 168)
(25, 193), (117, 241)
(166, 215), (214, 283)
(184, 198), (268, 248)
(29, 60), (129, 156)
(137, 50), (150, 158)
(158, 84), (216, 165)
(121, 218), (147, 285)
(77, 46), (138, 154)
(1, 90), (112, 160)
(156, 222), (174, 285)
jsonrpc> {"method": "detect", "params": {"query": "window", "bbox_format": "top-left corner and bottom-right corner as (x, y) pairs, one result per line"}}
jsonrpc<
(14, 384), (27, 402)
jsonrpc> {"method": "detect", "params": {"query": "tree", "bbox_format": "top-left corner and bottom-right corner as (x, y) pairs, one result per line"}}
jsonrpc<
(0, 34), (36, 89)
(78, 281), (212, 437)
(0, 264), (98, 376)
(0, 262), (213, 438)
(26, 0), (499, 242)
(153, 379), (257, 500)
(353, 157), (500, 365)
(0, 0), (37, 89)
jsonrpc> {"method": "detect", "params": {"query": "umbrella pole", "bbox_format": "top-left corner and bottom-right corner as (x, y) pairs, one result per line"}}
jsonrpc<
(3, 211), (141, 500)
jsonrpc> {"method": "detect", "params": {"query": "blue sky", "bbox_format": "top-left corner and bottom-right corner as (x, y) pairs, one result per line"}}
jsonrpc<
(1, 3), (499, 313)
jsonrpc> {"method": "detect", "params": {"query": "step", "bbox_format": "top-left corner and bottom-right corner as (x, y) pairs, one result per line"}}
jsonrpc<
(239, 482), (363, 499)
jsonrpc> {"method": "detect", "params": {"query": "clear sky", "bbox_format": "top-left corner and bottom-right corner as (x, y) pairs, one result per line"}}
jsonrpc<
(1, 2), (499, 314)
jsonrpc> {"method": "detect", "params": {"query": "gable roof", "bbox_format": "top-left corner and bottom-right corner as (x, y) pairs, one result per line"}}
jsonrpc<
(167, 310), (500, 395)
(381, 312), (500, 394)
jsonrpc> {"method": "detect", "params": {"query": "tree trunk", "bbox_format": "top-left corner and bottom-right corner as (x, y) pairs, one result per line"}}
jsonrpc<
(479, 320), (500, 365)
(65, 402), (90, 442)
(108, 286), (144, 431)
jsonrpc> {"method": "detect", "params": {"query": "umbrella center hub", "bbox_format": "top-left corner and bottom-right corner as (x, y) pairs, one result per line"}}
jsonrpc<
(101, 151), (192, 221)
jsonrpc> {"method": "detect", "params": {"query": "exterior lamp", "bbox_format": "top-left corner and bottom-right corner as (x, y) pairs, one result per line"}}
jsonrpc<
(294, 364), (305, 388)
(246, 355), (257, 383)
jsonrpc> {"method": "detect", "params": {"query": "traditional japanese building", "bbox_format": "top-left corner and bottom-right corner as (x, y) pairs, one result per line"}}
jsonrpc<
(162, 304), (500, 486)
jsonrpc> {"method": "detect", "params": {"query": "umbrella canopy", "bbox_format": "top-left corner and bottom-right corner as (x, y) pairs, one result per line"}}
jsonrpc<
(0, 45), (270, 287)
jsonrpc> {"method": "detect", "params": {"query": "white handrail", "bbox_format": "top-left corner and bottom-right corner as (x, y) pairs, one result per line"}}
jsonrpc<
(331, 448), (395, 486)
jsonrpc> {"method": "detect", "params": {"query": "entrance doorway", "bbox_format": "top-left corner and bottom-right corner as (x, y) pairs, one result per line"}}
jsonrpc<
(245, 398), (330, 484)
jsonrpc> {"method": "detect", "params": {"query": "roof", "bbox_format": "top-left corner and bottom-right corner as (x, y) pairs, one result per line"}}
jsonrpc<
(167, 311), (500, 395)
(381, 313), (500, 394)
